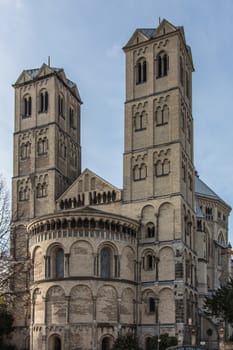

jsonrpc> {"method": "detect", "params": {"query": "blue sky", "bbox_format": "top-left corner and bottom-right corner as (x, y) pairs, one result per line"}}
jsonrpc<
(0, 0), (233, 242)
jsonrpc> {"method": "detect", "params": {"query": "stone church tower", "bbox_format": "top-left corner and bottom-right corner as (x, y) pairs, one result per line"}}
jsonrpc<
(9, 20), (231, 350)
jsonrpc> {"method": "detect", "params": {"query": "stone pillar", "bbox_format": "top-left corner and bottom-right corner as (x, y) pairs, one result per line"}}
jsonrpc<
(44, 298), (48, 323)
(117, 297), (121, 323)
(66, 296), (70, 323)
(93, 296), (97, 321)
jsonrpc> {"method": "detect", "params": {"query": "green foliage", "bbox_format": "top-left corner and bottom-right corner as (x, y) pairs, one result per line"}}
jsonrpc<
(204, 278), (233, 324)
(0, 307), (14, 337)
(148, 333), (178, 350)
(112, 332), (142, 350)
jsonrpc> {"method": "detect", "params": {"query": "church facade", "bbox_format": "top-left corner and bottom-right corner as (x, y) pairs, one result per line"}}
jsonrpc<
(10, 20), (231, 350)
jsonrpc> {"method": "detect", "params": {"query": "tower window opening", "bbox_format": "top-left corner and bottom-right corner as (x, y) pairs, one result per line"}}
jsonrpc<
(149, 297), (155, 313)
(20, 142), (31, 160)
(134, 111), (146, 131)
(55, 248), (64, 278)
(133, 163), (147, 181)
(37, 138), (48, 156)
(136, 59), (147, 84)
(58, 94), (64, 117)
(155, 159), (170, 177)
(39, 90), (48, 113)
(22, 95), (32, 118)
(100, 247), (112, 278)
(156, 105), (169, 126)
(69, 107), (75, 129)
(157, 52), (169, 78)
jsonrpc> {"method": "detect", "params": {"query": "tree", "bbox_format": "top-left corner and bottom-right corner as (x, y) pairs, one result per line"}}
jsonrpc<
(204, 278), (233, 324)
(112, 333), (142, 350)
(0, 175), (11, 295)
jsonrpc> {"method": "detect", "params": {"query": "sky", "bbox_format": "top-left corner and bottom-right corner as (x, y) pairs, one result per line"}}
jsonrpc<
(0, 0), (233, 242)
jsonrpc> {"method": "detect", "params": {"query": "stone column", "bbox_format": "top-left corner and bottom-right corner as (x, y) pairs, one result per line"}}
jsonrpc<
(44, 256), (50, 278)
(66, 296), (70, 323)
(93, 296), (97, 321)
(44, 298), (48, 324)
(117, 297), (121, 323)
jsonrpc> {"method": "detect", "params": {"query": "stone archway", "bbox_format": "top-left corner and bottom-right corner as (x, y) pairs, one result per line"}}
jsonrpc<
(48, 334), (62, 350)
(102, 336), (111, 350)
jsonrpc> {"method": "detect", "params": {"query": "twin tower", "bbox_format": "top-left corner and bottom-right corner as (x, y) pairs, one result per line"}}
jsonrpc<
(10, 19), (214, 350)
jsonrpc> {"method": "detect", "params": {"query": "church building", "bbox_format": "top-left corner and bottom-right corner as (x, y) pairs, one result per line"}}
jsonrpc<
(9, 19), (231, 350)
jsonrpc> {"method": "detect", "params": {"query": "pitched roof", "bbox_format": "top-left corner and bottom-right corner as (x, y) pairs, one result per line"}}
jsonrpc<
(25, 66), (76, 86)
(195, 176), (228, 207)
(137, 28), (155, 38)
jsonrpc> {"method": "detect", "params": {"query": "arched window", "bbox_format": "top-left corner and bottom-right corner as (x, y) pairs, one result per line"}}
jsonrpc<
(36, 182), (47, 198)
(20, 142), (31, 159)
(58, 94), (64, 117)
(101, 247), (111, 278)
(37, 138), (48, 155)
(39, 90), (49, 113)
(147, 223), (155, 238)
(36, 184), (42, 198)
(145, 337), (152, 350)
(140, 163), (147, 179)
(149, 297), (155, 313)
(42, 182), (48, 197)
(147, 254), (153, 270)
(133, 165), (140, 181)
(55, 248), (64, 278)
(102, 336), (111, 350)
(155, 159), (170, 177)
(49, 335), (61, 350)
(155, 160), (163, 176)
(22, 95), (32, 118)
(157, 52), (169, 78)
(163, 159), (170, 175)
(155, 105), (169, 126)
(136, 59), (147, 84)
(134, 111), (146, 131)
(162, 105), (169, 124)
(19, 187), (24, 201)
(69, 107), (75, 129)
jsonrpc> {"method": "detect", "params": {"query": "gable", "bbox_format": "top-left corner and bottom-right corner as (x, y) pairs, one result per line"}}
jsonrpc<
(57, 169), (122, 209)
(124, 29), (153, 48)
(14, 70), (34, 85)
(36, 63), (56, 78)
(152, 19), (177, 38)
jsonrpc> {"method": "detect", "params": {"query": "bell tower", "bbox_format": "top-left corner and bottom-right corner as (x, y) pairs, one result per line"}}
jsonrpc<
(12, 64), (82, 221)
(10, 64), (82, 331)
(123, 19), (194, 206)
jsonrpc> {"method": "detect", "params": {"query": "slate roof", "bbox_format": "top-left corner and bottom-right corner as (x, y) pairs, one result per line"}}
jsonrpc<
(137, 28), (155, 38)
(195, 176), (227, 206)
(25, 67), (76, 88)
